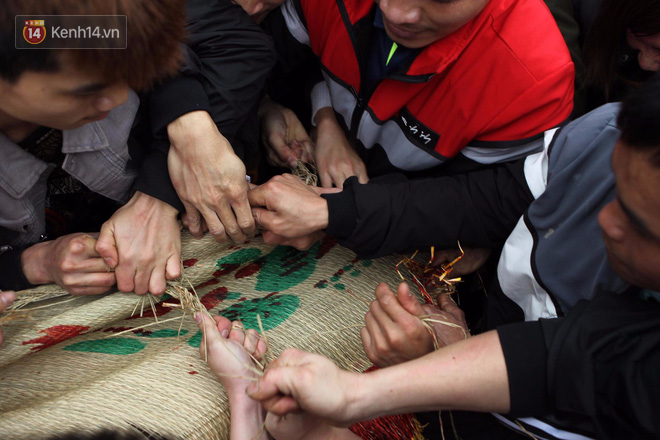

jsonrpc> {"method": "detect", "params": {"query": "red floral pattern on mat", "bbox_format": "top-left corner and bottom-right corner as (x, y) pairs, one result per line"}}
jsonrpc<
(23, 325), (90, 352)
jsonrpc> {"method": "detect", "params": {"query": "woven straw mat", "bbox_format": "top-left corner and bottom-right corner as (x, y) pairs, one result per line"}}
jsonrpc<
(0, 232), (413, 440)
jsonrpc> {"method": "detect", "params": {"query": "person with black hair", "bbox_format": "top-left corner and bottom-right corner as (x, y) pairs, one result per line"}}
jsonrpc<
(583, 0), (660, 110)
(0, 0), (186, 295)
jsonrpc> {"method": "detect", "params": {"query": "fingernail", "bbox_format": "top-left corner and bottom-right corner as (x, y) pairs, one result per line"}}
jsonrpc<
(104, 257), (115, 267)
(194, 312), (202, 323)
(221, 329), (229, 338)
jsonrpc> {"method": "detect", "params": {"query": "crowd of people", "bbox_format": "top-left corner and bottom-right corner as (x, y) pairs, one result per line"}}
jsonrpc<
(1, 0), (659, 439)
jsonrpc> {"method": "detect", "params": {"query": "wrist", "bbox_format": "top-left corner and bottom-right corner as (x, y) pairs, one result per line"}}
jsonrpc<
(166, 110), (217, 150)
(257, 95), (280, 118)
(314, 107), (341, 132)
(342, 371), (370, 425)
(21, 241), (52, 285)
(312, 197), (330, 230)
(132, 191), (179, 218)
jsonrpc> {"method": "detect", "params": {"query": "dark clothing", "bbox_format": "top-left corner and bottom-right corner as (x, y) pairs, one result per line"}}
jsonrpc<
(499, 289), (660, 440)
(544, 0), (588, 117)
(19, 128), (121, 239)
(266, 0), (573, 175)
(487, 104), (655, 439)
(134, 0), (276, 211)
(322, 158), (534, 258)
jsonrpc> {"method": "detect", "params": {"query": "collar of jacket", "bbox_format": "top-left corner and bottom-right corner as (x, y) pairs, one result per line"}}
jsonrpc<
(0, 120), (110, 199)
(405, 0), (508, 75)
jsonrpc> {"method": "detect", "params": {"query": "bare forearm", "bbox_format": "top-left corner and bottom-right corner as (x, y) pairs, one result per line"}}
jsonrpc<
(227, 391), (269, 440)
(167, 110), (232, 154)
(21, 241), (51, 285)
(351, 331), (510, 421)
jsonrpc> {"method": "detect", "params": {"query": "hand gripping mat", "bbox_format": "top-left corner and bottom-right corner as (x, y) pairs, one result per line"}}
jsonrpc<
(0, 233), (409, 440)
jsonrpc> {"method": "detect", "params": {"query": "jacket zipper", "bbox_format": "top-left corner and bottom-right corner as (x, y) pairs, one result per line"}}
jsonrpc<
(335, 1), (435, 144)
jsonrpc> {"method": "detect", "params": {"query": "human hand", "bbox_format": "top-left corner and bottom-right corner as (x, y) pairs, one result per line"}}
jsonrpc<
(248, 174), (331, 241)
(431, 247), (491, 277)
(167, 110), (254, 243)
(247, 348), (360, 427)
(195, 312), (267, 396)
(259, 98), (315, 169)
(265, 411), (356, 440)
(423, 292), (470, 349)
(0, 291), (17, 346)
(360, 282), (435, 367)
(21, 233), (116, 296)
(96, 191), (181, 295)
(314, 107), (368, 188)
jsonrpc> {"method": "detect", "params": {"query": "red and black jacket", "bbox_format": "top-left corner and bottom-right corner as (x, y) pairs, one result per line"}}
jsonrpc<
(273, 0), (574, 175)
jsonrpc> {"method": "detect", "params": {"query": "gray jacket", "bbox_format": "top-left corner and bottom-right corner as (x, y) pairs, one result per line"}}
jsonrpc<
(0, 91), (139, 248)
(498, 102), (629, 321)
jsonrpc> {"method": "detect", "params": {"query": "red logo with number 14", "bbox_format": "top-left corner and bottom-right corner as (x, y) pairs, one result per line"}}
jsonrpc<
(23, 19), (46, 44)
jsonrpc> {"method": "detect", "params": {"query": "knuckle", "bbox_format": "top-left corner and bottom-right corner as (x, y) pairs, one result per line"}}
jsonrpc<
(374, 339), (390, 354)
(60, 274), (75, 287)
(225, 225), (241, 237)
(238, 218), (254, 230)
(186, 213), (201, 225)
(59, 260), (76, 273)
(387, 333), (404, 350)
(208, 225), (226, 237)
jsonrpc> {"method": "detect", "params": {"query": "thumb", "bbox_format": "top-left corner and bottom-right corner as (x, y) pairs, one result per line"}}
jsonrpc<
(396, 282), (426, 316)
(96, 223), (119, 269)
(194, 311), (220, 338)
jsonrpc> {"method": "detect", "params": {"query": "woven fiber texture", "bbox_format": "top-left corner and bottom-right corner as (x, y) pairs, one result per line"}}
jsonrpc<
(0, 233), (410, 440)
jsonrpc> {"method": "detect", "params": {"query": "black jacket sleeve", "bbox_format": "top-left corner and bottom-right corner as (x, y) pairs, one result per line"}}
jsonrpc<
(262, 3), (323, 123)
(322, 158), (534, 258)
(149, 0), (275, 143)
(135, 0), (275, 210)
(499, 290), (660, 439)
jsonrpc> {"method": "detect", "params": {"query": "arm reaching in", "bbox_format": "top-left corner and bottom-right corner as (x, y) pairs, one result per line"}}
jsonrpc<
(167, 111), (255, 243)
(21, 233), (116, 296)
(249, 331), (510, 426)
(96, 191), (181, 296)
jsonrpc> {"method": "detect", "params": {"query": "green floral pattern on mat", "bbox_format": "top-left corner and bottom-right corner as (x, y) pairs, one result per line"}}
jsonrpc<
(64, 338), (146, 355)
(187, 331), (202, 348)
(219, 294), (300, 330)
(187, 294), (300, 348)
(254, 242), (322, 292)
(314, 259), (373, 291)
(216, 248), (262, 266)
